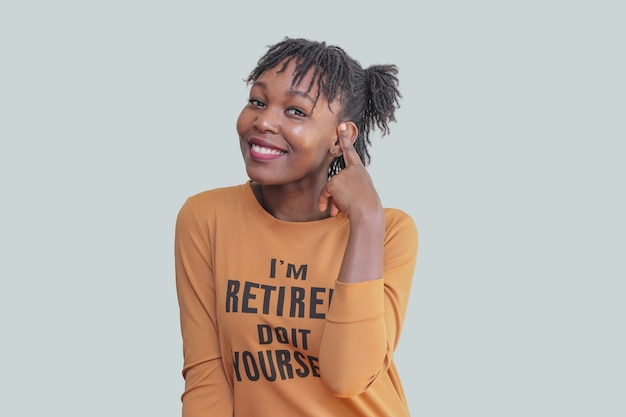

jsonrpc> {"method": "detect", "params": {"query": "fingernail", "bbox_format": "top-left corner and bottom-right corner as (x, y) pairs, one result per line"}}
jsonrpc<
(339, 123), (346, 131)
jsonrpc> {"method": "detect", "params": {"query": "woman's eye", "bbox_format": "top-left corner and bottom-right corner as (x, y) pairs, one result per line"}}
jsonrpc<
(286, 108), (306, 117)
(248, 98), (265, 108)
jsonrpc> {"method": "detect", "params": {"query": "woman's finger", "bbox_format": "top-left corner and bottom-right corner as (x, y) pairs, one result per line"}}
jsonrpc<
(338, 123), (362, 167)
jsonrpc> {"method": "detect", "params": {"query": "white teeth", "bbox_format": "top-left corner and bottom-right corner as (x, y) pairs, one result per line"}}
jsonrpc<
(251, 144), (284, 155)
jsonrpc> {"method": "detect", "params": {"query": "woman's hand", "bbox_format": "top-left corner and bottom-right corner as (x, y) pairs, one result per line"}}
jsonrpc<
(318, 123), (384, 221)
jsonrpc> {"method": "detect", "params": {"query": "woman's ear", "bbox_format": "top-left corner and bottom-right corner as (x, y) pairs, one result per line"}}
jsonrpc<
(330, 121), (358, 157)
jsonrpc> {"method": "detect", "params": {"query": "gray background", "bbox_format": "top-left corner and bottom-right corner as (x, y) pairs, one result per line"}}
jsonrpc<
(1, 1), (624, 416)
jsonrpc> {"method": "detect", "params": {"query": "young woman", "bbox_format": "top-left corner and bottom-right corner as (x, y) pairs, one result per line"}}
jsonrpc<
(175, 37), (418, 417)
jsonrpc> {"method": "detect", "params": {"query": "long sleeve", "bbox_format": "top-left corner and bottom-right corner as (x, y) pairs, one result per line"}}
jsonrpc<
(318, 210), (418, 397)
(175, 198), (234, 417)
(174, 183), (416, 417)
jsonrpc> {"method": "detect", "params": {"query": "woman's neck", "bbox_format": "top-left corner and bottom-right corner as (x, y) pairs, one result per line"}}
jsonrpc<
(251, 181), (331, 222)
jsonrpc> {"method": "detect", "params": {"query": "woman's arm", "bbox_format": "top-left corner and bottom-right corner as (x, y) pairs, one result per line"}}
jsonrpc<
(175, 198), (234, 417)
(318, 212), (418, 397)
(317, 124), (418, 397)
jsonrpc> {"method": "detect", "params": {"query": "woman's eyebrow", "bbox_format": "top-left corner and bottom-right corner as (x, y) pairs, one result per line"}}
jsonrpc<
(251, 81), (267, 90)
(251, 80), (315, 103)
(288, 89), (314, 103)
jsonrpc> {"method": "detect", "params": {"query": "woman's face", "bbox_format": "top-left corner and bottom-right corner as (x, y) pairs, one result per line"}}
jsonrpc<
(237, 60), (340, 189)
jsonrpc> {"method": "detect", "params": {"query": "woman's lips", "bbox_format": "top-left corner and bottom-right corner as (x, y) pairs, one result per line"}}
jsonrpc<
(248, 140), (286, 161)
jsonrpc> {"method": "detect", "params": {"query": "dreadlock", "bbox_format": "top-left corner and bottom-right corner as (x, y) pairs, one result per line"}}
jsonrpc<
(245, 37), (401, 178)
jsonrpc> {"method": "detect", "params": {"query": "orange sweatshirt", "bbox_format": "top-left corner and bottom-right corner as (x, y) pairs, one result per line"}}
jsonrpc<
(175, 181), (418, 417)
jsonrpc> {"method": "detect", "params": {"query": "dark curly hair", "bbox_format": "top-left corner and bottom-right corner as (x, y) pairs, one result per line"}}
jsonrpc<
(245, 37), (401, 177)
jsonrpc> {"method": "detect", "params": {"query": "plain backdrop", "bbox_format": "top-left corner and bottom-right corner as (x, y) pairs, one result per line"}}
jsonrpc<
(1, 1), (624, 416)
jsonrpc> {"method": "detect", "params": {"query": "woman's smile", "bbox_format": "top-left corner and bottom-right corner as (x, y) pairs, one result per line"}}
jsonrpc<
(236, 59), (339, 189)
(248, 137), (287, 161)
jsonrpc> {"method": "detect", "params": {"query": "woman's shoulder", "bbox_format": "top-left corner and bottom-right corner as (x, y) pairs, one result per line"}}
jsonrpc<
(384, 207), (416, 227)
(187, 183), (245, 203)
(178, 182), (250, 218)
(383, 207), (419, 242)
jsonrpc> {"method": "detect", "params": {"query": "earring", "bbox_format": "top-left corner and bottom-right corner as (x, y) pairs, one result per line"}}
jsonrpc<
(330, 149), (342, 158)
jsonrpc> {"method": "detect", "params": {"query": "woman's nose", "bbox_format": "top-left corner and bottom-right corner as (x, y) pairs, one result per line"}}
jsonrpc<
(253, 108), (280, 133)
